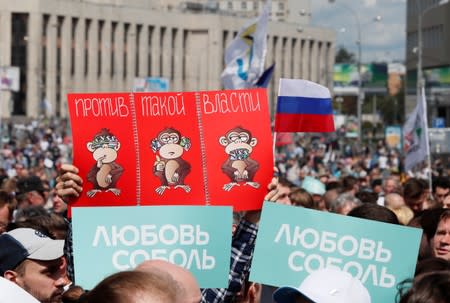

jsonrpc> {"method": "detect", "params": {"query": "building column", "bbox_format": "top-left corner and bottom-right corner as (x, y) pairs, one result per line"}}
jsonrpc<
(318, 41), (326, 86)
(74, 17), (85, 92)
(301, 38), (310, 80)
(127, 23), (137, 90)
(101, 21), (111, 91)
(46, 15), (57, 116)
(87, 19), (99, 91)
(162, 26), (172, 83)
(138, 25), (149, 78)
(115, 22), (124, 91)
(293, 37), (301, 79)
(184, 31), (196, 91)
(327, 42), (335, 89)
(208, 28), (221, 89)
(60, 16), (71, 117)
(27, 12), (43, 117)
(0, 11), (12, 118)
(173, 28), (183, 91)
(151, 26), (160, 76)
(195, 32), (208, 90)
(274, 36), (282, 103)
(265, 35), (274, 101)
(283, 37), (292, 78)
(310, 39), (319, 82)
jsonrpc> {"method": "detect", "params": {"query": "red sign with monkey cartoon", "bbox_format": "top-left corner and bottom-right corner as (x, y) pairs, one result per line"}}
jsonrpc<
(68, 89), (273, 211)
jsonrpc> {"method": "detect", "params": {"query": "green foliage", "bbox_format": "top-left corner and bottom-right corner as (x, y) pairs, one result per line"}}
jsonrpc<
(335, 46), (356, 64)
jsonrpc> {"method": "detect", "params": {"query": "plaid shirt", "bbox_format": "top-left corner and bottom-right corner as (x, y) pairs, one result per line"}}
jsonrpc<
(64, 218), (75, 283)
(201, 219), (258, 303)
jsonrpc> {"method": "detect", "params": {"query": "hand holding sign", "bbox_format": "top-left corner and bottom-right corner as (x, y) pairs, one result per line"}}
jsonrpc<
(55, 164), (83, 200)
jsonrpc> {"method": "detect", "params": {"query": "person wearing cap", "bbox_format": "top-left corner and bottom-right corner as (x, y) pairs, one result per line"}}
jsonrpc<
(0, 228), (68, 303)
(300, 176), (326, 210)
(16, 176), (47, 209)
(273, 268), (371, 303)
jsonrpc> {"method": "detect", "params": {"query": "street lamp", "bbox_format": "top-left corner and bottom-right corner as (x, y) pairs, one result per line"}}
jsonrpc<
(328, 1), (362, 144)
(328, 0), (380, 144)
(416, 0), (448, 99)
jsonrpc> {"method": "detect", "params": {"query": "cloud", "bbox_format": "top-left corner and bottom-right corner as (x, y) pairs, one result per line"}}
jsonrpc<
(311, 0), (406, 62)
(364, 0), (377, 7)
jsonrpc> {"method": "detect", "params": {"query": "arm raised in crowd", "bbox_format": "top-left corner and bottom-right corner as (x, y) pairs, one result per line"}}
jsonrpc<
(201, 177), (280, 303)
(55, 164), (83, 200)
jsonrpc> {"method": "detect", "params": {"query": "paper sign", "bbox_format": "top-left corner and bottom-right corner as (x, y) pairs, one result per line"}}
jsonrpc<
(67, 89), (273, 211)
(250, 202), (422, 303)
(72, 206), (232, 289)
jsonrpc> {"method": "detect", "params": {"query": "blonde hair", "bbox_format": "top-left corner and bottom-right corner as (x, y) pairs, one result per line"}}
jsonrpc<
(388, 205), (414, 225)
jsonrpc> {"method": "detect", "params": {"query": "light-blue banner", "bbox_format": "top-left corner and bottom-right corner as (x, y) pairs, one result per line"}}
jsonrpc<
(72, 206), (232, 289)
(250, 202), (422, 303)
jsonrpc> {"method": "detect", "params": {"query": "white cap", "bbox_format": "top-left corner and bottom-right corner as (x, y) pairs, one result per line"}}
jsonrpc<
(7, 228), (64, 261)
(273, 268), (371, 303)
(301, 176), (326, 196)
(0, 228), (64, 275)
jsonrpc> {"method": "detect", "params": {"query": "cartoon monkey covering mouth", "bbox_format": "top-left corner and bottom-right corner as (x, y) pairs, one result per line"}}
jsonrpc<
(86, 128), (124, 197)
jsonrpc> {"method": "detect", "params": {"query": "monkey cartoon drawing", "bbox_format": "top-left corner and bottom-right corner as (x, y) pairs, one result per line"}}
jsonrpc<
(219, 126), (260, 191)
(151, 128), (191, 195)
(86, 128), (124, 197)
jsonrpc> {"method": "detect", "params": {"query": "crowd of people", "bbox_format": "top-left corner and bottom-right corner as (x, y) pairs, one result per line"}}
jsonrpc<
(0, 118), (450, 302)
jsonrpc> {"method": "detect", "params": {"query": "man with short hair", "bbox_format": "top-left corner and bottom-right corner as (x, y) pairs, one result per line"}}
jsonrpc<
(433, 177), (450, 206)
(433, 210), (450, 261)
(403, 178), (427, 214)
(382, 176), (399, 195)
(376, 176), (399, 206)
(16, 176), (47, 209)
(0, 228), (68, 303)
(443, 195), (450, 209)
(341, 176), (359, 196)
(276, 177), (296, 205)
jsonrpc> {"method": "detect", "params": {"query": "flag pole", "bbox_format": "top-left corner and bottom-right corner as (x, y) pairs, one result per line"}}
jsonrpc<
(427, 149), (433, 194)
(273, 131), (277, 165)
(421, 87), (433, 194)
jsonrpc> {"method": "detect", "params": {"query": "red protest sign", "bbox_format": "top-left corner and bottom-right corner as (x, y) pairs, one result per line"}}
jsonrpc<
(68, 89), (273, 211)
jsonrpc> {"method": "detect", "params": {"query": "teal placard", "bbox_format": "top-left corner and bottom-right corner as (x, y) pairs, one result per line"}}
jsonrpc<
(72, 206), (232, 289)
(250, 202), (422, 303)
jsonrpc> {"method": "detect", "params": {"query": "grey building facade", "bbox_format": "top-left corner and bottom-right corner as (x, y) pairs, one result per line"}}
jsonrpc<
(0, 0), (335, 118)
(406, 0), (450, 122)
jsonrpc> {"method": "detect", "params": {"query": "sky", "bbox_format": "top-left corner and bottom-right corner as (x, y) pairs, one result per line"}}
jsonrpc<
(310, 0), (406, 64)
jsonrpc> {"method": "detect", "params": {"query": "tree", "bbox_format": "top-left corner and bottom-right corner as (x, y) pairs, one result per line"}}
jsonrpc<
(335, 46), (356, 64)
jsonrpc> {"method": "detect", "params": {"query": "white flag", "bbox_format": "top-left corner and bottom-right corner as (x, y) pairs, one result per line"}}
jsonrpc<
(221, 0), (270, 89)
(403, 87), (430, 171)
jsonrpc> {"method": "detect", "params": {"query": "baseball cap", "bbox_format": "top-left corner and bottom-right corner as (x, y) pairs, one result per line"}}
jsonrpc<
(273, 268), (371, 303)
(301, 177), (326, 196)
(0, 228), (64, 276)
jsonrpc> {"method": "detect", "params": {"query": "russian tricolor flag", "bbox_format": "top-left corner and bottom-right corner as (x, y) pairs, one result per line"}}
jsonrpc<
(275, 79), (335, 133)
